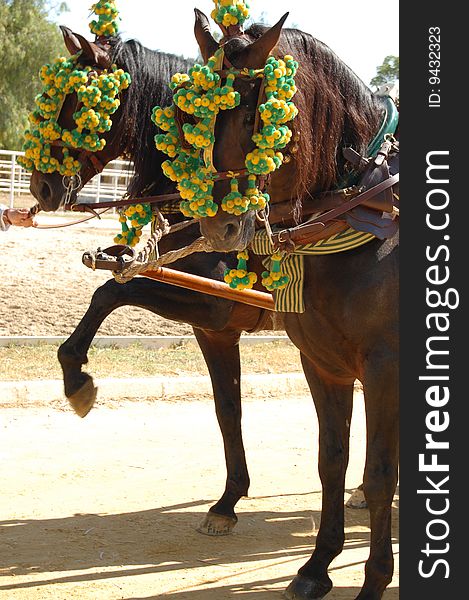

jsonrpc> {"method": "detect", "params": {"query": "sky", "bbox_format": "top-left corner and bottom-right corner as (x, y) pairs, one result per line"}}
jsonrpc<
(49, 0), (399, 87)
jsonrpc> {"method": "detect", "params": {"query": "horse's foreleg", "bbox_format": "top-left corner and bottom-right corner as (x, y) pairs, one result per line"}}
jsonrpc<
(193, 327), (249, 536)
(58, 277), (233, 417)
(285, 353), (354, 600)
(356, 352), (398, 600)
(58, 279), (129, 417)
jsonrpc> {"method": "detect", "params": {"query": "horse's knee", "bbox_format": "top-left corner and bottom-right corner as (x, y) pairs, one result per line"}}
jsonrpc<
(318, 441), (348, 480)
(363, 462), (398, 506)
(214, 400), (241, 426)
(58, 340), (87, 369)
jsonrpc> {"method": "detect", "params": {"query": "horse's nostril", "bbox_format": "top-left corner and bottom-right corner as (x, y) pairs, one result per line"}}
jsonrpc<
(39, 181), (52, 202)
(224, 223), (238, 239)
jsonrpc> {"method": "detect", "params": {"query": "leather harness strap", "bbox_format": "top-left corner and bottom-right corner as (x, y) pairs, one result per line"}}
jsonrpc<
(69, 192), (182, 212)
(271, 173), (399, 250)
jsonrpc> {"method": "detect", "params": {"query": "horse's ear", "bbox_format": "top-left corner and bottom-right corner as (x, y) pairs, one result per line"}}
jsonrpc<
(59, 25), (112, 68)
(244, 12), (289, 68)
(74, 32), (113, 68)
(60, 25), (82, 56)
(194, 8), (219, 62)
(75, 33), (112, 69)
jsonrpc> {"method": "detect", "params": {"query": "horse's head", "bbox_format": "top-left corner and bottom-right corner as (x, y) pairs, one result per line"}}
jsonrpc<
(28, 27), (130, 211)
(193, 10), (290, 252)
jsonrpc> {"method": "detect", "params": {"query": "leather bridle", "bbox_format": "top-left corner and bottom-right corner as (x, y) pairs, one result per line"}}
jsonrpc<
(49, 63), (114, 190)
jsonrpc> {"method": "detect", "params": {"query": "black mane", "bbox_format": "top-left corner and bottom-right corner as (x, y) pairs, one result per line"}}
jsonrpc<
(238, 25), (386, 206)
(108, 37), (194, 197)
(106, 28), (386, 210)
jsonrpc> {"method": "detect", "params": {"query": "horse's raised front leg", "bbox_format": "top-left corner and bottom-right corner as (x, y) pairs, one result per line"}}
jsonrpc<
(58, 277), (233, 417)
(193, 327), (249, 536)
(285, 352), (354, 600)
(356, 349), (398, 600)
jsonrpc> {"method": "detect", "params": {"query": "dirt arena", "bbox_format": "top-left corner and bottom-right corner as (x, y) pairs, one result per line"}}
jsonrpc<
(1, 211), (399, 598)
(0, 214), (193, 337)
(0, 393), (398, 599)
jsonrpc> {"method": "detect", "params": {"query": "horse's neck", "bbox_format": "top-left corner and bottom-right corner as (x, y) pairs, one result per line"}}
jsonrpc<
(279, 69), (383, 207)
(276, 30), (385, 202)
(116, 43), (193, 196)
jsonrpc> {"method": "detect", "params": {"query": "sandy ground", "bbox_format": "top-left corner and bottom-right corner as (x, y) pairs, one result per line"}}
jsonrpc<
(0, 392), (399, 599)
(0, 215), (193, 337)
(1, 204), (399, 598)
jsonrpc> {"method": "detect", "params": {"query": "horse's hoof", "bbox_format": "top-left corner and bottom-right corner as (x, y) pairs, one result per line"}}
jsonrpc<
(67, 377), (97, 418)
(346, 487), (368, 509)
(284, 575), (332, 600)
(197, 511), (238, 536)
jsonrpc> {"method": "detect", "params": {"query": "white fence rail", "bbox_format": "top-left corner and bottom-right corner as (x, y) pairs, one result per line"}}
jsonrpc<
(0, 149), (134, 207)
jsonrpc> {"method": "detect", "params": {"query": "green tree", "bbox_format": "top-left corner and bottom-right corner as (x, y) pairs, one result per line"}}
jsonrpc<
(370, 55), (399, 89)
(0, 0), (68, 150)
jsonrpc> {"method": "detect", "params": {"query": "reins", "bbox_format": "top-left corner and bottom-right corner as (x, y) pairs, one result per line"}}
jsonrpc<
(68, 192), (182, 212)
(29, 152), (397, 230)
(33, 208), (112, 229)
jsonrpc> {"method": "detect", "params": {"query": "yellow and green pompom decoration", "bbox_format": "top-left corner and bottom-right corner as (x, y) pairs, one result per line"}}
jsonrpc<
(244, 174), (269, 211)
(18, 56), (131, 177)
(224, 250), (257, 290)
(89, 1), (120, 37)
(261, 252), (289, 291)
(179, 167), (218, 218)
(246, 148), (283, 175)
(152, 48), (243, 219)
(182, 120), (214, 149)
(211, 0), (250, 28)
(114, 203), (153, 247)
(152, 47), (298, 221)
(243, 55), (298, 179)
(170, 73), (191, 90)
(221, 178), (250, 215)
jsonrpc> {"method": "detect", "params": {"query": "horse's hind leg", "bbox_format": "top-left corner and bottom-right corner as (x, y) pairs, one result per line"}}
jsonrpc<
(356, 352), (398, 600)
(285, 353), (354, 600)
(193, 327), (249, 536)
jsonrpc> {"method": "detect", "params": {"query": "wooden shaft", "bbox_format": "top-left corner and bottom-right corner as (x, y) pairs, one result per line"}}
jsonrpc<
(140, 266), (275, 311)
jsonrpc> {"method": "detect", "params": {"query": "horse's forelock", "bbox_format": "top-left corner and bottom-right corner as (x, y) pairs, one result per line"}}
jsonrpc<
(222, 35), (252, 62)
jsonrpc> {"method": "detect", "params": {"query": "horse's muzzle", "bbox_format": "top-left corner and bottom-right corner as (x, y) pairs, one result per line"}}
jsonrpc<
(199, 211), (255, 252)
(30, 171), (66, 212)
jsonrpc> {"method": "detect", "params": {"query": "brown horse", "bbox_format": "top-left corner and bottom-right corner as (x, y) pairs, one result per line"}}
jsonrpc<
(29, 26), (290, 537)
(193, 11), (398, 600)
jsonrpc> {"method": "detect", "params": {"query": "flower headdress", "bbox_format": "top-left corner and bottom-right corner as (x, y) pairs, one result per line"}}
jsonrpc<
(152, 50), (298, 222)
(151, 1), (298, 290)
(18, 1), (130, 179)
(18, 59), (130, 177)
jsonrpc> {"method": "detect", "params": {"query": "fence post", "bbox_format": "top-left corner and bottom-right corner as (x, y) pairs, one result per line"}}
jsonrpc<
(9, 152), (16, 207)
(96, 172), (101, 202)
(113, 168), (118, 201)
